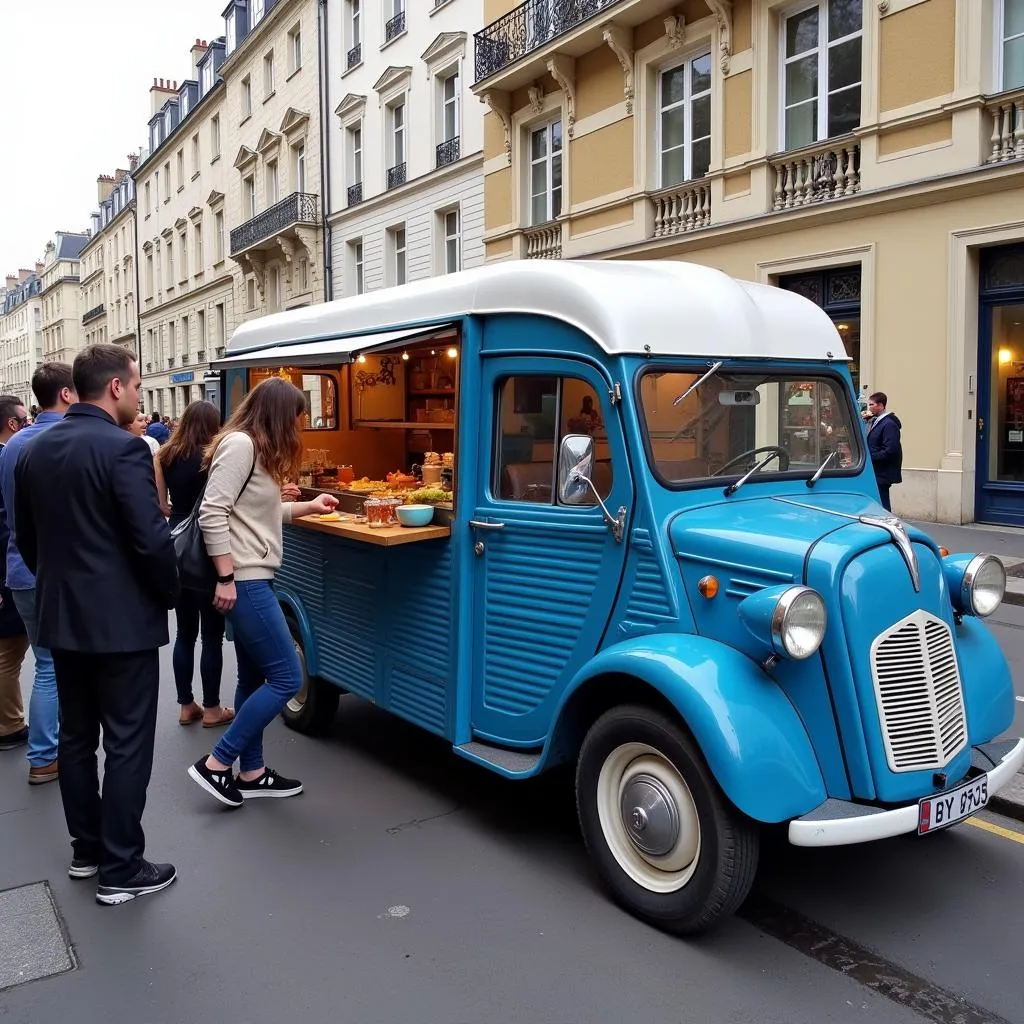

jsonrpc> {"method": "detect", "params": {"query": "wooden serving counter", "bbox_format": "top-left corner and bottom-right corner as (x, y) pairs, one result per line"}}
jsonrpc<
(292, 513), (451, 547)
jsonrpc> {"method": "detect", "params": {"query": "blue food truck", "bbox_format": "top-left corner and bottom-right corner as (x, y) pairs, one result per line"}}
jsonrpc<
(215, 261), (1021, 934)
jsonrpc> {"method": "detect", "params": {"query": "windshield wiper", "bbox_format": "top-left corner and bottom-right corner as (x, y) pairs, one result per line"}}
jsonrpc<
(670, 361), (723, 442)
(806, 450), (838, 488)
(724, 452), (778, 497)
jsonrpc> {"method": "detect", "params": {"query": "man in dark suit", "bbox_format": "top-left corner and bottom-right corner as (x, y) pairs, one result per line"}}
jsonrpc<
(866, 390), (903, 513)
(14, 344), (180, 906)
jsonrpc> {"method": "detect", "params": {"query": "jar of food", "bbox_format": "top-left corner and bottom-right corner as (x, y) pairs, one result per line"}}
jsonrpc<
(382, 497), (404, 525)
(337, 465), (355, 486)
(364, 497), (385, 528)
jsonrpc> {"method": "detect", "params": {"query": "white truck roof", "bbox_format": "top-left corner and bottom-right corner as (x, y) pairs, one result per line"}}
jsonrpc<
(220, 260), (848, 365)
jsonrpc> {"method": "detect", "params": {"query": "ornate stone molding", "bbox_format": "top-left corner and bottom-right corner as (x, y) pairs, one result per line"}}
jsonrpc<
(877, 0), (890, 11)
(602, 24), (634, 115)
(527, 85), (544, 113)
(482, 91), (512, 164)
(294, 226), (319, 280)
(276, 236), (296, 283)
(704, 0), (733, 75)
(239, 252), (266, 298)
(664, 14), (685, 49)
(546, 54), (577, 137)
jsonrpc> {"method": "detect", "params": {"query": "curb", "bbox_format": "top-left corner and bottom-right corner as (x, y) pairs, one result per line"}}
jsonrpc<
(1004, 589), (1024, 608)
(990, 772), (1024, 825)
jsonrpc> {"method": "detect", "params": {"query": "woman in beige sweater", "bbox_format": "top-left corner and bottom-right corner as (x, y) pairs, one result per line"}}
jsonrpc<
(187, 378), (337, 807)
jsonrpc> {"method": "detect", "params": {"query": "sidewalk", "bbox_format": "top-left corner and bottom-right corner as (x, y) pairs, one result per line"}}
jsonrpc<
(908, 520), (1024, 607)
(908, 519), (1024, 824)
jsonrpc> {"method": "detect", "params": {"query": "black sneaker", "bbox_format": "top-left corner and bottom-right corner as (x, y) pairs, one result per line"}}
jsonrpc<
(96, 860), (176, 906)
(235, 767), (303, 799)
(0, 726), (28, 751)
(188, 756), (243, 808)
(68, 858), (98, 880)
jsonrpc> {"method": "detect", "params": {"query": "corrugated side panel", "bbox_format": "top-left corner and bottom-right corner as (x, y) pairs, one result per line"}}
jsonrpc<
(622, 528), (676, 629)
(279, 528), (325, 617)
(482, 525), (605, 714)
(387, 661), (448, 735)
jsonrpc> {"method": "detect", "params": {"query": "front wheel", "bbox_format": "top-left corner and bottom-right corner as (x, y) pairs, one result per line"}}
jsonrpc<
(280, 619), (340, 735)
(575, 705), (759, 935)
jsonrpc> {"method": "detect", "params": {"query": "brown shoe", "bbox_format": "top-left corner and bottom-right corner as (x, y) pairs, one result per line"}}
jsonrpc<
(202, 706), (235, 729)
(28, 761), (58, 785)
(178, 702), (203, 726)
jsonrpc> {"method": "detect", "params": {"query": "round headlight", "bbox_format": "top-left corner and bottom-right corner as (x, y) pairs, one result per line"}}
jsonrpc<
(771, 587), (827, 659)
(962, 555), (1005, 617)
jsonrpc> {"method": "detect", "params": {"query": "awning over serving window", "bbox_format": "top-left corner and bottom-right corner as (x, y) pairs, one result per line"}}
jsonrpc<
(212, 323), (455, 370)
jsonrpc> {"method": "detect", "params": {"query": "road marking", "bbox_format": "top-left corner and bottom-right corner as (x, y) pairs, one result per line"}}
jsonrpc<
(967, 816), (1024, 844)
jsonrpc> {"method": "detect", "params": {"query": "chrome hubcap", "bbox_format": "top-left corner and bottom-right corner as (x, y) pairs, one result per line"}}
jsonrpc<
(286, 640), (309, 713)
(621, 773), (680, 857)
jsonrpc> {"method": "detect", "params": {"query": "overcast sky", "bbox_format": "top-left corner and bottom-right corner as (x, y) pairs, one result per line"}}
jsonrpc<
(0, 0), (224, 277)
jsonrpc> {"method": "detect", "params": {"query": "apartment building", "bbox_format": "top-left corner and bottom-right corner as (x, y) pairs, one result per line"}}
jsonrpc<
(0, 269), (43, 408)
(82, 165), (140, 353)
(134, 39), (236, 417)
(40, 232), (90, 365)
(474, 0), (1024, 527)
(326, 0), (485, 297)
(220, 0), (324, 322)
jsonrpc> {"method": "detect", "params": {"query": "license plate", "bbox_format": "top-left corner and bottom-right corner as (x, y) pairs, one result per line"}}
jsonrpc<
(917, 775), (989, 834)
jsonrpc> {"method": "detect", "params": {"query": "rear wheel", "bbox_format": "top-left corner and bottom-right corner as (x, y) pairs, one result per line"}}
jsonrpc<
(280, 618), (339, 736)
(575, 705), (759, 935)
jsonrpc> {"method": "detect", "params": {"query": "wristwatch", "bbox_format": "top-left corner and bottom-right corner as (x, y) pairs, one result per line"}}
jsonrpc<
(216, 573), (235, 584)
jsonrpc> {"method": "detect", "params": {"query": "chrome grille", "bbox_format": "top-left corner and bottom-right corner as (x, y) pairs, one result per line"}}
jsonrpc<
(869, 610), (967, 773)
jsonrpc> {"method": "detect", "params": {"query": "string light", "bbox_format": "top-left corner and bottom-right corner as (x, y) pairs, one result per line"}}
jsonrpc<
(357, 354), (367, 364)
(447, 347), (458, 359)
(401, 351), (409, 361)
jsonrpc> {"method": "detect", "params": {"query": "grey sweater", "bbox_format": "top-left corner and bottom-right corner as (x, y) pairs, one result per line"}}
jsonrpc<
(198, 431), (293, 581)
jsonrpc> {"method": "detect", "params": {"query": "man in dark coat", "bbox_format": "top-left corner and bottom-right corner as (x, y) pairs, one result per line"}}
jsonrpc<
(146, 410), (170, 445)
(866, 391), (902, 513)
(14, 344), (180, 905)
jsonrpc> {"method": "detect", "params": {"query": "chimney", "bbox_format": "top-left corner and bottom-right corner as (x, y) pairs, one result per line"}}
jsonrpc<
(150, 76), (177, 116)
(18, 268), (33, 283)
(97, 174), (115, 203)
(191, 38), (209, 77)
(35, 261), (44, 275)
(114, 168), (129, 184)
(5, 276), (17, 291)
(128, 152), (140, 173)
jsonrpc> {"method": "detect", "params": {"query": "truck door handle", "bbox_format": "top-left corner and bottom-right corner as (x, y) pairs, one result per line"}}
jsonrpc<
(469, 519), (505, 530)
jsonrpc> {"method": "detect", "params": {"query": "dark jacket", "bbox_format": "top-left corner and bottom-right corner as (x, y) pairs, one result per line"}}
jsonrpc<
(0, 441), (25, 639)
(14, 404), (179, 652)
(146, 421), (170, 445)
(867, 412), (903, 486)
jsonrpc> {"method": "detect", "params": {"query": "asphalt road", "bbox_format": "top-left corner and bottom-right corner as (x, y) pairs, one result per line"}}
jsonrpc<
(1, 620), (1023, 1024)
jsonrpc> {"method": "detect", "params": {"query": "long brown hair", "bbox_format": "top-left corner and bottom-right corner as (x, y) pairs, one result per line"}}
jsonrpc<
(205, 377), (306, 484)
(158, 400), (220, 469)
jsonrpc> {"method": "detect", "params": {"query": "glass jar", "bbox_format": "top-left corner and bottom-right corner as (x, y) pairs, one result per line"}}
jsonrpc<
(364, 497), (385, 528)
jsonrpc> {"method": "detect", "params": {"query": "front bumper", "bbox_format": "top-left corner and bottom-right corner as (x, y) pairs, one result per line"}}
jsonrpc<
(788, 738), (1024, 847)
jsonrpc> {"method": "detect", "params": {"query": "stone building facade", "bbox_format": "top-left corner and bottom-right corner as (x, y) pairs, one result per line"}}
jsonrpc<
(40, 232), (90, 366)
(0, 269), (44, 408)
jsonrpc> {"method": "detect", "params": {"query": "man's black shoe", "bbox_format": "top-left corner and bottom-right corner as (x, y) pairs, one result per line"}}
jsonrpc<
(95, 861), (176, 906)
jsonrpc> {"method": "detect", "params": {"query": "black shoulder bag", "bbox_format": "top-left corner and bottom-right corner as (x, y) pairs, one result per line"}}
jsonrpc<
(171, 454), (257, 593)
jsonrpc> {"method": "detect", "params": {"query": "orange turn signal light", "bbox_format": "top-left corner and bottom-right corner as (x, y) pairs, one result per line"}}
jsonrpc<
(939, 547), (949, 557)
(698, 575), (719, 599)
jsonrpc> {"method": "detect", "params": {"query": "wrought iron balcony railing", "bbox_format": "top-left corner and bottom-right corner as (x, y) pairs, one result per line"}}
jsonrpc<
(347, 43), (361, 69)
(230, 192), (319, 256)
(385, 11), (406, 42)
(387, 162), (407, 190)
(82, 303), (105, 325)
(347, 182), (363, 206)
(474, 0), (621, 82)
(436, 136), (460, 168)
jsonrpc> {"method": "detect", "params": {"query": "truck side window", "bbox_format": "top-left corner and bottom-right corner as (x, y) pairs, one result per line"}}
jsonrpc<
(495, 376), (613, 503)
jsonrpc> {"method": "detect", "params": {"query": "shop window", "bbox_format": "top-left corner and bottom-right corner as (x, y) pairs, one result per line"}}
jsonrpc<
(494, 376), (612, 504)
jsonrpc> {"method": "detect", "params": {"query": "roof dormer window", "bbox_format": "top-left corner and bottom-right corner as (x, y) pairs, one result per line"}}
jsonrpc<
(252, 0), (265, 27)
(164, 109), (172, 134)
(226, 7), (237, 53)
(201, 58), (214, 95)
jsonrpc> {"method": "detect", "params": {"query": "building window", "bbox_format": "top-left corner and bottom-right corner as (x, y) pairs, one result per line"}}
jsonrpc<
(529, 119), (563, 225)
(252, 0), (265, 27)
(348, 124), (363, 186)
(289, 24), (302, 72)
(242, 76), (252, 119)
(192, 134), (200, 175)
(145, 253), (154, 297)
(179, 231), (188, 282)
(266, 159), (279, 205)
(347, 0), (362, 67)
(442, 70), (459, 141)
(264, 51), (275, 97)
(168, 320), (176, 361)
(246, 277), (257, 310)
(194, 222), (203, 272)
(267, 265), (281, 313)
(390, 226), (407, 286)
(293, 142), (306, 193)
(164, 162), (172, 200)
(388, 100), (406, 187)
(386, 0), (406, 41)
(226, 6), (237, 53)
(196, 309), (206, 355)
(782, 0), (863, 151)
(201, 57), (214, 95)
(215, 303), (226, 347)
(442, 208), (460, 274)
(211, 115), (221, 159)
(244, 175), (256, 218)
(177, 149), (184, 189)
(1003, 0), (1024, 89)
(215, 211), (225, 261)
(350, 239), (364, 294)
(167, 240), (175, 286)
(144, 182), (151, 216)
(658, 53), (712, 186)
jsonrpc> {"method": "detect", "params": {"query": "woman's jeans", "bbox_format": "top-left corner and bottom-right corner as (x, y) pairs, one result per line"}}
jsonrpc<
(211, 580), (301, 773)
(173, 587), (226, 708)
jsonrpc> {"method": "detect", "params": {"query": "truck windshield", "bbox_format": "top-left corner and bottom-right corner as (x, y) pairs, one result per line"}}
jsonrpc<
(638, 369), (864, 487)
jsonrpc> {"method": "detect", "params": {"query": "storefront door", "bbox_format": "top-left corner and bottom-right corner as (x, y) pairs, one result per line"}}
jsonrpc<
(976, 245), (1024, 527)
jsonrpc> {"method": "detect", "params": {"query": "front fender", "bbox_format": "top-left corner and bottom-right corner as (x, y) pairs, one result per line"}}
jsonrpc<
(563, 636), (826, 823)
(956, 616), (1015, 744)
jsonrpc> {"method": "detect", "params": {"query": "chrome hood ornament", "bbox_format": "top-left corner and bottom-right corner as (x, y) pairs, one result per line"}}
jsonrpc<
(858, 514), (921, 593)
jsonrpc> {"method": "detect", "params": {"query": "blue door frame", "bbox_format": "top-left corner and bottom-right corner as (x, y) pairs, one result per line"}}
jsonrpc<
(975, 244), (1024, 527)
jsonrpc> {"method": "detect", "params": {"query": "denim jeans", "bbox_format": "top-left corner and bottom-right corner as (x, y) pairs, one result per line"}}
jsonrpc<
(173, 587), (226, 707)
(12, 589), (59, 767)
(211, 581), (301, 774)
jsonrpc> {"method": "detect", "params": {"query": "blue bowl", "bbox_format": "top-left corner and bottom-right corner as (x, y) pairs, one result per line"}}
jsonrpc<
(396, 503), (434, 527)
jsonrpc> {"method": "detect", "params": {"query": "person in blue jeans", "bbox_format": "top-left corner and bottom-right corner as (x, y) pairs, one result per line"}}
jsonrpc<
(187, 378), (337, 808)
(0, 362), (76, 784)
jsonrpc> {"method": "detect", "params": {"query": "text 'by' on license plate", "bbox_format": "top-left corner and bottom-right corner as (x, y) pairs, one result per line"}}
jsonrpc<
(918, 775), (988, 834)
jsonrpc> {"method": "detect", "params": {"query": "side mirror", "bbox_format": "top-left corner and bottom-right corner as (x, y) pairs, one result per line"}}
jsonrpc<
(558, 433), (595, 506)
